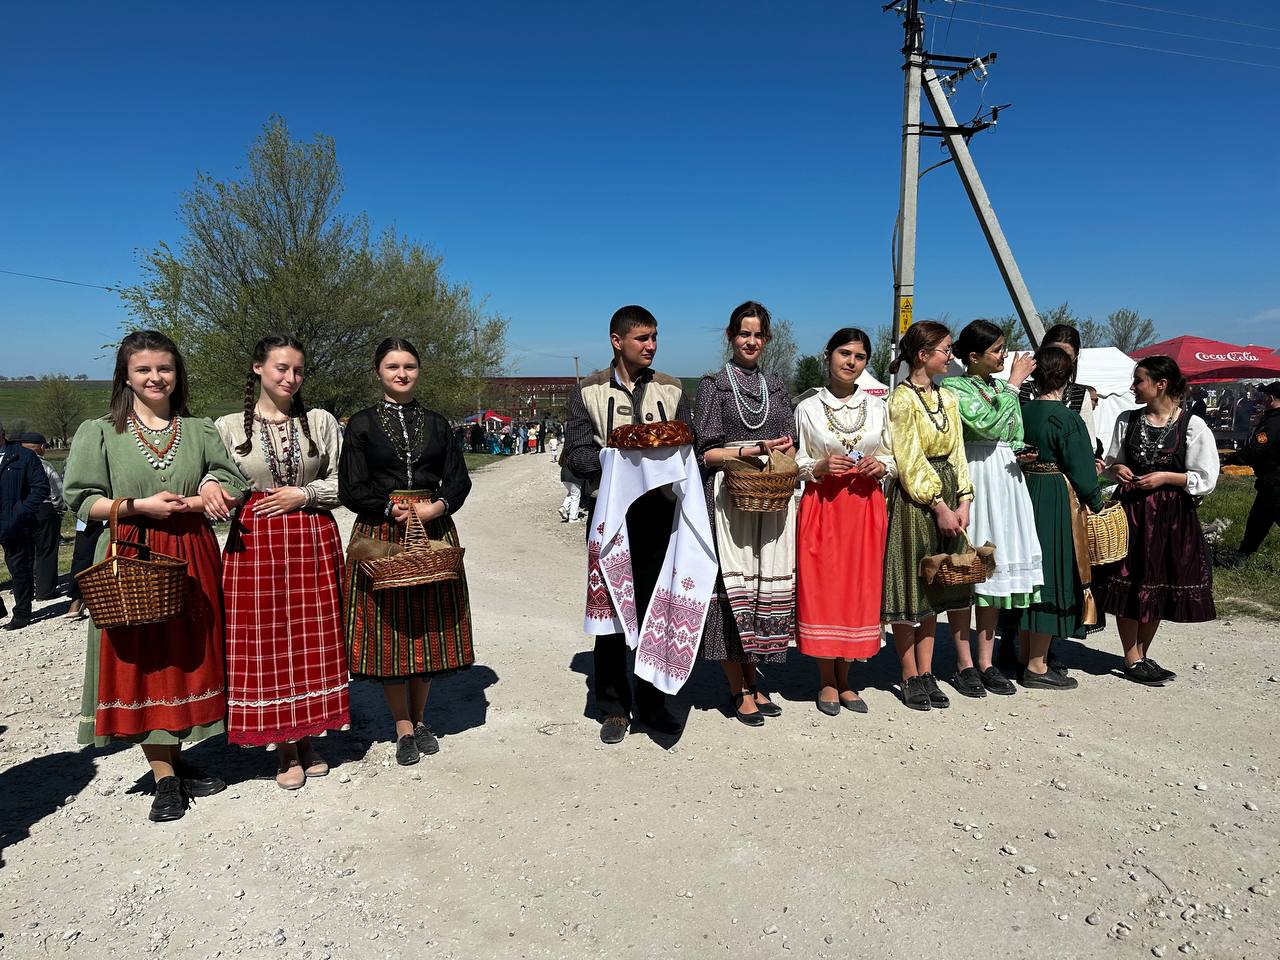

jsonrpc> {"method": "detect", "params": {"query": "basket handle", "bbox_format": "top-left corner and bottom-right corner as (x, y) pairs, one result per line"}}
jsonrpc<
(401, 499), (434, 551)
(105, 497), (152, 561)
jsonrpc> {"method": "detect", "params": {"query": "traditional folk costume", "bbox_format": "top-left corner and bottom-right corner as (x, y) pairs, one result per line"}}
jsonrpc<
(941, 375), (1043, 609)
(1097, 410), (1218, 623)
(215, 410), (349, 747)
(1019, 379), (1099, 451)
(63, 416), (247, 747)
(693, 362), (798, 664)
(562, 365), (692, 722)
(338, 401), (474, 683)
(881, 383), (975, 623)
(793, 387), (894, 659)
(1017, 402), (1105, 638)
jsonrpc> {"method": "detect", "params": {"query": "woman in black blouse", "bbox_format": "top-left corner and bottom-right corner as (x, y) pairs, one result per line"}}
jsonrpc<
(338, 338), (475, 766)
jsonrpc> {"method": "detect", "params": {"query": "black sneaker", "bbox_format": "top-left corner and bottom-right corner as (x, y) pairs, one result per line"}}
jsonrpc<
(1021, 666), (1079, 690)
(920, 673), (950, 708)
(174, 761), (226, 798)
(902, 676), (931, 711)
(395, 734), (421, 765)
(414, 722), (440, 755)
(979, 665), (1017, 696)
(1122, 659), (1167, 687)
(950, 667), (987, 699)
(149, 776), (187, 823)
(1144, 658), (1177, 683)
(600, 716), (629, 744)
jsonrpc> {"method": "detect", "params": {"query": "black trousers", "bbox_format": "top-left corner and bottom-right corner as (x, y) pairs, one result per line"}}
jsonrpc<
(1240, 488), (1279, 556)
(32, 504), (62, 599)
(66, 521), (105, 602)
(589, 491), (676, 722)
(2, 534), (35, 619)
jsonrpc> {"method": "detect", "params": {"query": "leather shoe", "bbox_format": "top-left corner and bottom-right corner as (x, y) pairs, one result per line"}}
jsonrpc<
(4, 617), (31, 631)
(748, 687), (782, 718)
(175, 761), (226, 797)
(950, 667), (987, 699)
(731, 692), (765, 727)
(1021, 666), (1079, 690)
(414, 722), (440, 755)
(979, 665), (1016, 696)
(902, 676), (931, 711)
(600, 716), (629, 744)
(921, 673), (950, 708)
(840, 693), (869, 714)
(816, 698), (841, 716)
(395, 734), (421, 765)
(149, 776), (187, 822)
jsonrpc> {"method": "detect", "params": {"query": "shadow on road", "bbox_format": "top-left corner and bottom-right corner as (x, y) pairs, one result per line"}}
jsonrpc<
(0, 750), (99, 868)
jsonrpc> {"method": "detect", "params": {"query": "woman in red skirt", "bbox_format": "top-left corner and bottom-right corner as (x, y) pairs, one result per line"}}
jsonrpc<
(794, 328), (894, 715)
(63, 330), (246, 823)
(216, 335), (349, 789)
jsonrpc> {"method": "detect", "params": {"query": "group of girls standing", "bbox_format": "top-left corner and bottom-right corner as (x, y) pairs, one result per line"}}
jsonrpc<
(64, 330), (473, 823)
(690, 305), (1218, 725)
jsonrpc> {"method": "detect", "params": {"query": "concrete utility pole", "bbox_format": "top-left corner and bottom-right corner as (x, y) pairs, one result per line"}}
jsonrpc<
(891, 0), (924, 350)
(921, 69), (1044, 345)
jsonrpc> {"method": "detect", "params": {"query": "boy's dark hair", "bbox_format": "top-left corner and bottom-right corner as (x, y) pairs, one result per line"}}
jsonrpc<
(1031, 344), (1075, 394)
(609, 305), (657, 338)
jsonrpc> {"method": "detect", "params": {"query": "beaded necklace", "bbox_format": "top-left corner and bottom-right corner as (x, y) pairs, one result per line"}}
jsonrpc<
(907, 381), (949, 433)
(378, 400), (424, 487)
(820, 390), (868, 453)
(129, 412), (182, 471)
(256, 415), (301, 486)
(1137, 408), (1179, 465)
(969, 375), (999, 406)
(725, 362), (770, 431)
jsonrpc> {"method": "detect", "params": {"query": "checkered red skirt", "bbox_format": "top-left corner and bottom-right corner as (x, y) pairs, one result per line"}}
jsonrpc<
(222, 494), (350, 746)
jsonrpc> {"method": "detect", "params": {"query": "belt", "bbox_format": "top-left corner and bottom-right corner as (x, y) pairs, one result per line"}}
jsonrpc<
(1022, 462), (1061, 474)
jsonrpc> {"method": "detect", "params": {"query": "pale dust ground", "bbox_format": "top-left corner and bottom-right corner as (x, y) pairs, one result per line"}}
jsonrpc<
(1, 453), (1277, 959)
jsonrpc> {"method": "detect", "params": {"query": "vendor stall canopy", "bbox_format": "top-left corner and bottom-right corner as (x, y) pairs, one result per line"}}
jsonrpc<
(1131, 336), (1280, 384)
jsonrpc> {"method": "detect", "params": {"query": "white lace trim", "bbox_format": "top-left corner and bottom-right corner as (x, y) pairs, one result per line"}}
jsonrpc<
(227, 683), (349, 709)
(95, 687), (223, 712)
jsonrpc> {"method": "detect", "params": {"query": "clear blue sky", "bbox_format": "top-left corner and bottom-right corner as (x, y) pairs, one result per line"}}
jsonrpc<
(2, 0), (1278, 379)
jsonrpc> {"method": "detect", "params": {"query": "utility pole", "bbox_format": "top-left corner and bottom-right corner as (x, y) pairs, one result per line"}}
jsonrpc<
(572, 355), (581, 386)
(891, 0), (924, 357)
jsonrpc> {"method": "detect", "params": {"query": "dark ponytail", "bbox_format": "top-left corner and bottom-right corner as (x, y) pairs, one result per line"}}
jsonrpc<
(237, 335), (316, 458)
(1136, 355), (1187, 401)
(889, 321), (951, 376)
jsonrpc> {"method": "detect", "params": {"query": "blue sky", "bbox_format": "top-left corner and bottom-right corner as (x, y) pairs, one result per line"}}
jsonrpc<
(2, 1), (1278, 379)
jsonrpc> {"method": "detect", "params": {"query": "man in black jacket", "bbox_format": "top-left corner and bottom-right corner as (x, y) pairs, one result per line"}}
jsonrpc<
(1222, 382), (1280, 566)
(0, 420), (52, 630)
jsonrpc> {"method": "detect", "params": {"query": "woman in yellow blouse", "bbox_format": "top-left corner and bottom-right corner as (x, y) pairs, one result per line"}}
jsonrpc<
(881, 322), (975, 711)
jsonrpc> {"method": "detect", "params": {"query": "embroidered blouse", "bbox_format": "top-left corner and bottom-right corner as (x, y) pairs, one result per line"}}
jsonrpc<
(941, 375), (1025, 445)
(887, 383), (974, 506)
(793, 386), (896, 480)
(214, 408), (343, 509)
(1104, 410), (1219, 497)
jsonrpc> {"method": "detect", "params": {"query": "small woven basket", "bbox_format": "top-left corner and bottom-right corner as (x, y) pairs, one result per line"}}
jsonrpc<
(929, 534), (996, 587)
(75, 498), (189, 630)
(1086, 500), (1129, 566)
(361, 496), (464, 591)
(722, 450), (799, 513)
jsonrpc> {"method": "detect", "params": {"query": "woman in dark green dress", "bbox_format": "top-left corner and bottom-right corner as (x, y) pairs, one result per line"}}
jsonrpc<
(1017, 348), (1104, 689)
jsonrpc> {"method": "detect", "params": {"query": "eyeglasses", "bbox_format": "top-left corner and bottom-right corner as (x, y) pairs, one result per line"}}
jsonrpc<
(930, 346), (954, 357)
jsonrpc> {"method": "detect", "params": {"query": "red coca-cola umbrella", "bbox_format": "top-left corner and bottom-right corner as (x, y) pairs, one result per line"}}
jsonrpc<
(1131, 336), (1280, 383)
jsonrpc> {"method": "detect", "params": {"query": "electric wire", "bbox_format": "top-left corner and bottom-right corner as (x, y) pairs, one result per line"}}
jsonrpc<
(1090, 0), (1280, 34)
(0, 268), (120, 292)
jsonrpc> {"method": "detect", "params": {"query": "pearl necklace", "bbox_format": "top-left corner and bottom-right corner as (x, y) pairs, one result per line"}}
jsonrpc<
(726, 362), (770, 431)
(908, 382), (949, 433)
(129, 413), (182, 471)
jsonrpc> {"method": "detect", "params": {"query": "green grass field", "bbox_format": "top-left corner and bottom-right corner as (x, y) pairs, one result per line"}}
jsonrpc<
(1196, 475), (1278, 619)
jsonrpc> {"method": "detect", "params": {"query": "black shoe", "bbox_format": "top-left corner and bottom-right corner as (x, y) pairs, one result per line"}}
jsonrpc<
(637, 711), (682, 736)
(174, 761), (226, 798)
(901, 676), (931, 711)
(1144, 658), (1177, 682)
(979, 665), (1017, 696)
(950, 667), (987, 699)
(920, 673), (950, 708)
(840, 694), (869, 714)
(816, 698), (841, 716)
(1020, 666), (1079, 690)
(395, 734), (421, 765)
(731, 692), (766, 727)
(1122, 659), (1167, 687)
(3, 616), (30, 631)
(414, 722), (440, 755)
(749, 687), (782, 718)
(149, 776), (187, 823)
(1047, 657), (1070, 675)
(600, 715), (629, 744)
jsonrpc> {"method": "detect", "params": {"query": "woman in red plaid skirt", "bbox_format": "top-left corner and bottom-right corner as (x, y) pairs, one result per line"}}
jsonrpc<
(338, 338), (474, 767)
(216, 335), (350, 790)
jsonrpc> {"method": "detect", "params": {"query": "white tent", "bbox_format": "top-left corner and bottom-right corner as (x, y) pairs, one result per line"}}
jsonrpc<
(856, 368), (891, 399)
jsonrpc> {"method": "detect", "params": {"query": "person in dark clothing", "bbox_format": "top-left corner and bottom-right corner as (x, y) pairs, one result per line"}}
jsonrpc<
(469, 421), (485, 453)
(20, 433), (65, 600)
(562, 304), (690, 744)
(0, 420), (51, 630)
(1222, 382), (1280, 565)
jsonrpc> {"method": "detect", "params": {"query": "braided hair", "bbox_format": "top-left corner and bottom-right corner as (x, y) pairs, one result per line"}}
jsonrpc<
(235, 334), (318, 458)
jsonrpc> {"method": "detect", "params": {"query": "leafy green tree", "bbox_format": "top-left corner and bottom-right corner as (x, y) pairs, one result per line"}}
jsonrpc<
(31, 374), (87, 446)
(1105, 307), (1158, 354)
(1035, 302), (1105, 349)
(719, 315), (800, 389)
(793, 354), (825, 393)
(121, 116), (504, 417)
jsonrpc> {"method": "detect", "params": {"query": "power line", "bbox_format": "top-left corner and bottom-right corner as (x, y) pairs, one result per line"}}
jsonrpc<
(0, 268), (121, 292)
(1090, 0), (1280, 34)
(922, 13), (1280, 69)
(945, 0), (1280, 51)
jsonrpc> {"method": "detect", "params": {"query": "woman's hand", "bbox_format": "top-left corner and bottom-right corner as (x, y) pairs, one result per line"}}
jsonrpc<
(955, 500), (971, 530)
(413, 500), (447, 523)
(254, 486), (307, 518)
(1132, 471), (1177, 491)
(390, 501), (411, 524)
(932, 501), (963, 537)
(199, 481), (239, 521)
(763, 435), (794, 456)
(1007, 352), (1036, 389)
(851, 456), (887, 481)
(134, 492), (190, 520)
(813, 454), (857, 478)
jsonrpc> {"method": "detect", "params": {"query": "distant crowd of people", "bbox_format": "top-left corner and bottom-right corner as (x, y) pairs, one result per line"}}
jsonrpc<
(453, 419), (564, 458)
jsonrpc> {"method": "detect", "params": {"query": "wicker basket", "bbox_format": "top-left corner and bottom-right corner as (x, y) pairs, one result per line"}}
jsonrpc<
(360, 498), (464, 591)
(924, 534), (996, 587)
(74, 498), (189, 630)
(1086, 500), (1129, 566)
(722, 450), (799, 513)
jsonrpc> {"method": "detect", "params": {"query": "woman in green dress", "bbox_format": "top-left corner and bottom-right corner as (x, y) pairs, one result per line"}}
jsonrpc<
(63, 330), (246, 822)
(1016, 347), (1105, 689)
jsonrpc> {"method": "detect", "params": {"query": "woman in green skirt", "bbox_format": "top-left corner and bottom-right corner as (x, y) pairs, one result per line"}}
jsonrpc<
(338, 338), (474, 767)
(881, 322), (974, 712)
(1016, 347), (1105, 689)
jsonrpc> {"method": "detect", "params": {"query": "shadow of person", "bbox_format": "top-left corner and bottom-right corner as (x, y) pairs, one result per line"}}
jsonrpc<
(427, 665), (498, 737)
(0, 750), (98, 868)
(570, 650), (596, 720)
(569, 649), (688, 748)
(1053, 636), (1127, 676)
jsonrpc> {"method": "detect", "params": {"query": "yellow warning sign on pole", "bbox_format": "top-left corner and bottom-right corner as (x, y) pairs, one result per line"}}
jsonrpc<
(897, 295), (913, 336)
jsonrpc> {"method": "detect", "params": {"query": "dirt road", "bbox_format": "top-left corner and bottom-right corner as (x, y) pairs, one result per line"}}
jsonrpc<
(1, 453), (1276, 959)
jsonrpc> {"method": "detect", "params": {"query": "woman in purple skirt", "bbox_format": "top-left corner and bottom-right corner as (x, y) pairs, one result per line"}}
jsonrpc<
(1098, 356), (1218, 686)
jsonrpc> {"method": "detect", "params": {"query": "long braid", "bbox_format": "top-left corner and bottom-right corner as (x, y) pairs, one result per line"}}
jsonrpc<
(235, 373), (257, 455)
(293, 391), (318, 457)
